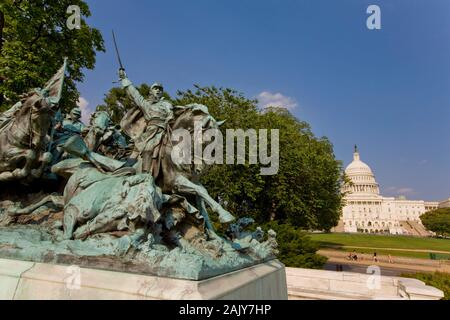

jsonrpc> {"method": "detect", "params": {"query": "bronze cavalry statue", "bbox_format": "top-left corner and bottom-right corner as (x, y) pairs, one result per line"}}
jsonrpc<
(0, 59), (66, 182)
(0, 54), (278, 280)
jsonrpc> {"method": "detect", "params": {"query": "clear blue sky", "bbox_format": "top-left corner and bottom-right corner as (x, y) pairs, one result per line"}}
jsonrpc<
(78, 0), (450, 201)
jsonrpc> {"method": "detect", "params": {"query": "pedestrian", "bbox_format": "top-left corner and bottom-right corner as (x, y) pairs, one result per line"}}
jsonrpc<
(388, 254), (393, 263)
(373, 251), (378, 262)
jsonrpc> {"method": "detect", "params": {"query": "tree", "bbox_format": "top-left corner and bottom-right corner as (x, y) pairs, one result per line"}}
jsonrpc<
(420, 208), (450, 237)
(0, 10), (4, 52)
(0, 9), (5, 106)
(174, 85), (345, 232)
(0, 0), (104, 111)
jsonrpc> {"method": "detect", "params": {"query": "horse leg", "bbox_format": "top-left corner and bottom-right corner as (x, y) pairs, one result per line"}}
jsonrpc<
(0, 170), (15, 181)
(11, 149), (36, 179)
(73, 209), (126, 240)
(8, 194), (64, 216)
(63, 204), (79, 240)
(196, 196), (220, 240)
(31, 152), (52, 179)
(173, 175), (235, 223)
(51, 158), (87, 179)
(0, 148), (35, 181)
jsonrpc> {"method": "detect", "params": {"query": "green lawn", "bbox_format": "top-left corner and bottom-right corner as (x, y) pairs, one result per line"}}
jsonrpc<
(309, 233), (450, 253)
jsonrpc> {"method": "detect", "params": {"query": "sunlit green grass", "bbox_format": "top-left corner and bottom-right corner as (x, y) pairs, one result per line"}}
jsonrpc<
(308, 233), (450, 256)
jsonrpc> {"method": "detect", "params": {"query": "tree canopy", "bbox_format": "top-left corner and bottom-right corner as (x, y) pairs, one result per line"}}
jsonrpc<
(421, 208), (450, 237)
(173, 85), (344, 231)
(0, 0), (104, 111)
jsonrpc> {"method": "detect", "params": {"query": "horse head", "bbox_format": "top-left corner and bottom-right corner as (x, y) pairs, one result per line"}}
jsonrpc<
(170, 103), (225, 176)
(163, 103), (235, 225)
(12, 88), (58, 149)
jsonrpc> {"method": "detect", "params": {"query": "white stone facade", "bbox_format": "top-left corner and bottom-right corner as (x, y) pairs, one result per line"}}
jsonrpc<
(340, 148), (444, 235)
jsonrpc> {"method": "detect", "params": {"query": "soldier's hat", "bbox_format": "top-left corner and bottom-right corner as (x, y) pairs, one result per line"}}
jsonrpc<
(151, 82), (163, 90)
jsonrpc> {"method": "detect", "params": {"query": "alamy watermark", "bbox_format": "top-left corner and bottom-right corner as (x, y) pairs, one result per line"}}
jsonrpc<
(367, 5), (381, 30)
(171, 123), (279, 176)
(64, 265), (81, 290)
(66, 5), (81, 30)
(366, 265), (381, 290)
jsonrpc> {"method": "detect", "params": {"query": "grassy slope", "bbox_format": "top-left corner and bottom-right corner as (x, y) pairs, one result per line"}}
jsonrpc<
(309, 233), (450, 254)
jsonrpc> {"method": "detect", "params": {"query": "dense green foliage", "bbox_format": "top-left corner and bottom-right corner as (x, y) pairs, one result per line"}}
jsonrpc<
(0, 0), (104, 111)
(420, 208), (450, 237)
(264, 222), (327, 268)
(173, 86), (344, 232)
(401, 272), (450, 300)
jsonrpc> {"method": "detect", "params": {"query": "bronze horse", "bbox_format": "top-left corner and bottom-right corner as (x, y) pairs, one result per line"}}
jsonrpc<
(0, 90), (57, 182)
(158, 104), (235, 226)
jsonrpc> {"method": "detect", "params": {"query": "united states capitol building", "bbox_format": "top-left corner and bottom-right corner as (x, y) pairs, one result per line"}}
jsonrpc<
(337, 147), (449, 235)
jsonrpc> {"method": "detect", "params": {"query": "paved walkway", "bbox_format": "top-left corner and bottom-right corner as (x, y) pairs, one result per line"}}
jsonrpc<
(319, 249), (450, 274)
(323, 262), (417, 276)
(322, 245), (450, 255)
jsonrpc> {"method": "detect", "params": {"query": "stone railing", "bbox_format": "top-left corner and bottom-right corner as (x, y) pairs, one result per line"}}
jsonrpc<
(286, 267), (444, 300)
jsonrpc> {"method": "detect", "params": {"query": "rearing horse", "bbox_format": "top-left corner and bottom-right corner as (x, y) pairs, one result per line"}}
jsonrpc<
(158, 104), (235, 226)
(0, 90), (57, 182)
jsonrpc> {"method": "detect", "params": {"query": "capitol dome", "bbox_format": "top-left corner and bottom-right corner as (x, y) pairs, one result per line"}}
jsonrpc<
(345, 154), (372, 175)
(342, 146), (380, 196)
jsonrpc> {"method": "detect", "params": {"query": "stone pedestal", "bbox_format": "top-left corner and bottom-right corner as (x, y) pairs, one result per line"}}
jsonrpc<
(0, 258), (288, 300)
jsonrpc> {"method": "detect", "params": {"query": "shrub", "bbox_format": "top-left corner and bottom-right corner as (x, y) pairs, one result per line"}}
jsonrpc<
(420, 208), (450, 237)
(263, 221), (327, 269)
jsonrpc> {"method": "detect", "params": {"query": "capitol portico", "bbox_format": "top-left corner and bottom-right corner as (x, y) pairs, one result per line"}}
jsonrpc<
(338, 147), (445, 235)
